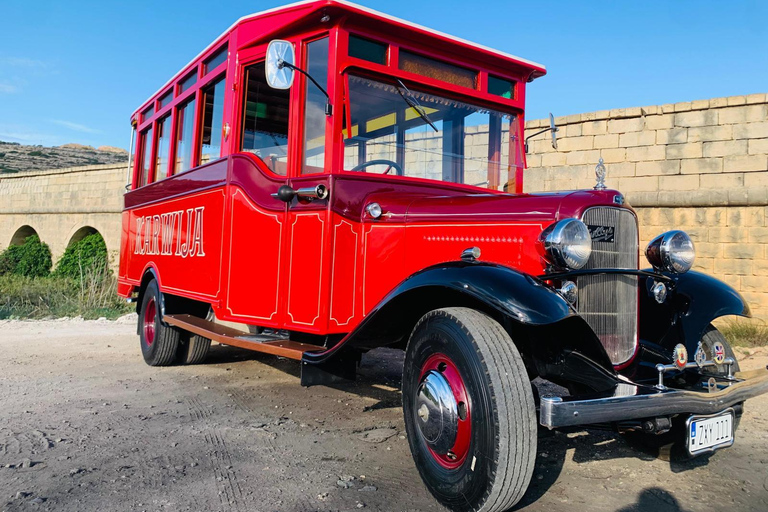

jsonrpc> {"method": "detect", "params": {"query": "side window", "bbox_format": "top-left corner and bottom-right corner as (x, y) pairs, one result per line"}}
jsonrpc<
(174, 98), (196, 174)
(155, 115), (171, 179)
(302, 37), (329, 174)
(201, 77), (225, 165)
(240, 63), (290, 175)
(138, 126), (153, 187)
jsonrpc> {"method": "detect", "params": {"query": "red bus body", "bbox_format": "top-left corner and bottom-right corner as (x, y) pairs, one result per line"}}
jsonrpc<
(118, 0), (556, 334)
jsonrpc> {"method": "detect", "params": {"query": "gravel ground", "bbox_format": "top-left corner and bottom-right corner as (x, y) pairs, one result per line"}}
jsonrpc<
(1, 318), (767, 512)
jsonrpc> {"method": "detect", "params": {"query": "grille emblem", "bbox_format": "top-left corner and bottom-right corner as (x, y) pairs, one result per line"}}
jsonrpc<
(587, 224), (615, 243)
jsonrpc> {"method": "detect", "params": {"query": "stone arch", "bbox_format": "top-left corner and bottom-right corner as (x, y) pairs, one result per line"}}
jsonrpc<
(67, 226), (101, 249)
(10, 225), (39, 246)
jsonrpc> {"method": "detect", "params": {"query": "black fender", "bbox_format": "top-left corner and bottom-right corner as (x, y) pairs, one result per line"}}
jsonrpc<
(301, 261), (617, 388)
(638, 270), (750, 360)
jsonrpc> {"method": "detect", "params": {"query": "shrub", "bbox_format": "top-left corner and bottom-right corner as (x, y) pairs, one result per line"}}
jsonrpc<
(55, 232), (109, 279)
(0, 234), (52, 277)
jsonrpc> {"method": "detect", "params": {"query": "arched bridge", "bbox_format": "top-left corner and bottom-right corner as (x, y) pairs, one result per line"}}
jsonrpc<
(0, 164), (127, 269)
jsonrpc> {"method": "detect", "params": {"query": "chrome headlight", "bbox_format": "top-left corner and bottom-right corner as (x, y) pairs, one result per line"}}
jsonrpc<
(645, 230), (695, 273)
(541, 218), (592, 270)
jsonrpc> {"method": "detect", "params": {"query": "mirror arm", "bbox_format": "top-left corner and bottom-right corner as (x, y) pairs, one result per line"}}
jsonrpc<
(524, 126), (558, 153)
(278, 60), (333, 116)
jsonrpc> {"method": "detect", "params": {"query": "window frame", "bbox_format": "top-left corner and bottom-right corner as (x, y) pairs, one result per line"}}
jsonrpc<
(132, 40), (230, 188)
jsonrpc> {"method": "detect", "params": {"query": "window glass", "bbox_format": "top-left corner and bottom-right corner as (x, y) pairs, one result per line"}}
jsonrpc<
(344, 76), (514, 190)
(204, 45), (228, 74)
(141, 105), (154, 123)
(155, 115), (171, 178)
(240, 63), (290, 175)
(302, 37), (329, 174)
(174, 99), (196, 174)
(488, 75), (515, 99)
(201, 77), (225, 165)
(158, 90), (173, 109)
(139, 127), (153, 187)
(349, 35), (387, 65)
(179, 71), (197, 94)
(399, 50), (477, 89)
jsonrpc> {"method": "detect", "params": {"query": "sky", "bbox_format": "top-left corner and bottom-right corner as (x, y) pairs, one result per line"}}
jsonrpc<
(0, 0), (766, 149)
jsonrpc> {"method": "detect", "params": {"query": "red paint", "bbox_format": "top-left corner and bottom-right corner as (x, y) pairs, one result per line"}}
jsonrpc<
(144, 297), (156, 345)
(118, 1), (636, 351)
(420, 353), (471, 469)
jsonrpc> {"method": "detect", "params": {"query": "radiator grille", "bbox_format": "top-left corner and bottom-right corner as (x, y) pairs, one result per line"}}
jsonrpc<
(578, 207), (639, 365)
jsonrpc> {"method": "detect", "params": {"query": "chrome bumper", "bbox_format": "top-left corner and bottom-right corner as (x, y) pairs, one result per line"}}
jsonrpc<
(539, 367), (768, 429)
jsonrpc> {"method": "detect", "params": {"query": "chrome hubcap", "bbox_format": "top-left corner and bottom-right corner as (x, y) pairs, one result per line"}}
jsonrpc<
(415, 370), (458, 454)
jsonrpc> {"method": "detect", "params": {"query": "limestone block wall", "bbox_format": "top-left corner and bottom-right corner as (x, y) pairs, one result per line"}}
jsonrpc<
(0, 164), (127, 267)
(524, 93), (768, 319)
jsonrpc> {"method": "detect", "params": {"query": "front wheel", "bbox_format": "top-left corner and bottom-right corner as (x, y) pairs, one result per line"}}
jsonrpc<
(402, 308), (536, 512)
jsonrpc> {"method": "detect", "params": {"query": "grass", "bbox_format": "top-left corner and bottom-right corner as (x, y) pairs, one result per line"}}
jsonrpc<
(0, 272), (132, 320)
(719, 319), (768, 348)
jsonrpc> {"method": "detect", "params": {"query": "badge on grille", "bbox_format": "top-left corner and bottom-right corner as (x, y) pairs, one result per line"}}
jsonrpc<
(587, 225), (615, 243)
(712, 341), (726, 365)
(673, 343), (688, 370)
(694, 343), (707, 368)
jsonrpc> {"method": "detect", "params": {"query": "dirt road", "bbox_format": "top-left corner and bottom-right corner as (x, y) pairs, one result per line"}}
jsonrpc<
(1, 318), (767, 512)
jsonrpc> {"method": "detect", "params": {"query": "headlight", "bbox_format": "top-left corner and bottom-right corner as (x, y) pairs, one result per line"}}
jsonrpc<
(540, 218), (592, 270)
(645, 230), (695, 273)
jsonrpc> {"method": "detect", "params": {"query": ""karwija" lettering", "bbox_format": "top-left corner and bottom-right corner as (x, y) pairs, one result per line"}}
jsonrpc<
(133, 207), (205, 258)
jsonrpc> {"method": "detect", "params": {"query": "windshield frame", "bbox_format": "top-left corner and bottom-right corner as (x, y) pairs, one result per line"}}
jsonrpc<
(330, 28), (529, 192)
(338, 69), (524, 193)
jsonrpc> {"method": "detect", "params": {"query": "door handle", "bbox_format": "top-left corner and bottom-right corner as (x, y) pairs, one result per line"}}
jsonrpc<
(271, 184), (328, 202)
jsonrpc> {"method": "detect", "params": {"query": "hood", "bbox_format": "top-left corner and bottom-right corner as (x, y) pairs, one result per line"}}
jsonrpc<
(403, 189), (629, 225)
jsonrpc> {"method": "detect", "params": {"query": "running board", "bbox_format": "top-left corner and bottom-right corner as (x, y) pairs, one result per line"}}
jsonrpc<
(163, 314), (323, 360)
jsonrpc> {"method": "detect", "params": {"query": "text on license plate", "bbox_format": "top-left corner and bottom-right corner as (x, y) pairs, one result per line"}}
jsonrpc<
(687, 411), (734, 455)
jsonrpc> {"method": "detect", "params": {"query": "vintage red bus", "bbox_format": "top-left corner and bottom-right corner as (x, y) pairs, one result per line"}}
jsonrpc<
(119, 1), (768, 510)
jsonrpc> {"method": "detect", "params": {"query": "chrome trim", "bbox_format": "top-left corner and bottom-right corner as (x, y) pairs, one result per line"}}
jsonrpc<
(685, 408), (735, 456)
(416, 370), (458, 453)
(579, 207), (639, 365)
(654, 357), (737, 390)
(296, 184), (328, 200)
(460, 247), (481, 262)
(539, 367), (768, 428)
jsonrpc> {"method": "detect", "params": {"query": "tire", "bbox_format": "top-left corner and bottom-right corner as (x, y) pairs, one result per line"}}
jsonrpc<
(176, 306), (213, 365)
(700, 324), (742, 430)
(177, 334), (211, 365)
(623, 324), (742, 451)
(138, 279), (181, 366)
(402, 307), (536, 512)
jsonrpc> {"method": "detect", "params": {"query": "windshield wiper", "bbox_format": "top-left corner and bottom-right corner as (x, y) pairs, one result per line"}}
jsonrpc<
(396, 79), (438, 133)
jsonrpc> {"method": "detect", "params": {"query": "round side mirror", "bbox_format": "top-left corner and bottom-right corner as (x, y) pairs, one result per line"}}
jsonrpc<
(266, 40), (295, 89)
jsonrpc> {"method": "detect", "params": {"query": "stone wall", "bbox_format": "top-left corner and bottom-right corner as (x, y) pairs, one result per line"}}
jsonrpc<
(524, 93), (768, 319)
(0, 164), (127, 267)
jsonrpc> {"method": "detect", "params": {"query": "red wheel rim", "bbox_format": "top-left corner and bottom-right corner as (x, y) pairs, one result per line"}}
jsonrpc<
(143, 297), (156, 346)
(418, 353), (472, 469)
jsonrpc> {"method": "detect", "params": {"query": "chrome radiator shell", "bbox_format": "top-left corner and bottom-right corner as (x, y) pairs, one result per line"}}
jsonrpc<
(578, 207), (639, 365)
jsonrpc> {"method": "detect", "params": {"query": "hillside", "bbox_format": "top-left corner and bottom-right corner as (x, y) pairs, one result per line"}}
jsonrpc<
(0, 141), (128, 173)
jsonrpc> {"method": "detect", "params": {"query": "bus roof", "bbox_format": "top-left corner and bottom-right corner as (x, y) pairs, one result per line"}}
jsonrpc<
(133, 0), (546, 119)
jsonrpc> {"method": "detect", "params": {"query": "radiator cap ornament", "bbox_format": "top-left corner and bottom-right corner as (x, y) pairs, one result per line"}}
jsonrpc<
(594, 158), (607, 190)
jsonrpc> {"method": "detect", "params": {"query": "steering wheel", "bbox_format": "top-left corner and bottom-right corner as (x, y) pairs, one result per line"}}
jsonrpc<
(350, 159), (403, 175)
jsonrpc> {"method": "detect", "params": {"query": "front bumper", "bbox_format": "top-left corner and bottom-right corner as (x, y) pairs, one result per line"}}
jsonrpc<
(539, 367), (768, 428)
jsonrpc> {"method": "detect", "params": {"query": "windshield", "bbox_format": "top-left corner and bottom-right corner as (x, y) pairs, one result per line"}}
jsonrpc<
(343, 75), (522, 191)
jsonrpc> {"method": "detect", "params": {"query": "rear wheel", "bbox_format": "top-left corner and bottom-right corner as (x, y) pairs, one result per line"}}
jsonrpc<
(402, 307), (536, 512)
(176, 305), (213, 365)
(138, 280), (181, 366)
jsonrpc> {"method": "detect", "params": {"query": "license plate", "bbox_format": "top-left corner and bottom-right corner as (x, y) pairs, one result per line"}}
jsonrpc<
(686, 409), (734, 456)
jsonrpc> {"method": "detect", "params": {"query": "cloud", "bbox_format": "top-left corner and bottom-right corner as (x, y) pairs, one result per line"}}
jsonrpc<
(1, 57), (46, 68)
(0, 82), (19, 94)
(0, 124), (62, 145)
(50, 119), (101, 134)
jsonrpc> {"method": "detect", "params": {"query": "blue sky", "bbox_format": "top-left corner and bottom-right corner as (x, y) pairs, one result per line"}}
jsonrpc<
(1, 0), (766, 149)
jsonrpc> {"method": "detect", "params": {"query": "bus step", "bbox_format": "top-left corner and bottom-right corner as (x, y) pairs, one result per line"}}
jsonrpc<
(163, 314), (323, 360)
